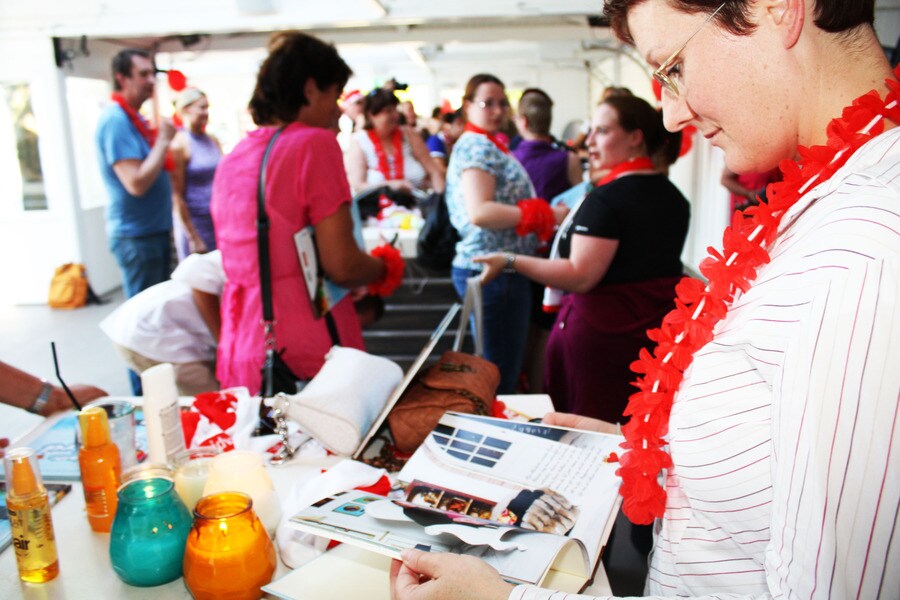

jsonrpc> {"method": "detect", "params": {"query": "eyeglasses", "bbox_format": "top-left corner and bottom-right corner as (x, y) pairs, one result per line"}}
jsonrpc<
(475, 99), (510, 110)
(652, 1), (726, 98)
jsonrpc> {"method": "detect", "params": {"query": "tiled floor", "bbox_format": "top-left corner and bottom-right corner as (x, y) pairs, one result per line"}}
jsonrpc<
(0, 290), (132, 397)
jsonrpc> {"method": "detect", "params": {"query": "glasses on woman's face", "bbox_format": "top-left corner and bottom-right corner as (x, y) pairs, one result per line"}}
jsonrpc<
(475, 98), (510, 111)
(653, 1), (727, 98)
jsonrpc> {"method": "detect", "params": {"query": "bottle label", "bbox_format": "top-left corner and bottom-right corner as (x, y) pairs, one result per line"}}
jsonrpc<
(160, 402), (186, 462)
(83, 486), (112, 518)
(7, 502), (58, 571)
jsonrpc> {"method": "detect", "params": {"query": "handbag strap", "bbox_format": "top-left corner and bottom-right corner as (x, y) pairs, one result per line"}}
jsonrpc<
(454, 276), (484, 356)
(257, 127), (285, 326)
(257, 127), (340, 397)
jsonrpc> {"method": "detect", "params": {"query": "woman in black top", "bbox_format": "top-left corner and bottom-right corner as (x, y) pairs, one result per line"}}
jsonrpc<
(476, 95), (689, 422)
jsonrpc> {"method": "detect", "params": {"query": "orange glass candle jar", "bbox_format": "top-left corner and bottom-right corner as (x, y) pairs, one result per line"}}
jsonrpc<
(182, 492), (276, 600)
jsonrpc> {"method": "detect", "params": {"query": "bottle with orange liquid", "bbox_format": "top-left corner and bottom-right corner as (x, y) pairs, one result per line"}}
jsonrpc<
(3, 447), (60, 582)
(78, 406), (122, 532)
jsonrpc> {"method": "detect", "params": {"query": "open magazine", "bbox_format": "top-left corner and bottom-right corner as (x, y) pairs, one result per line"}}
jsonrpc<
(286, 412), (622, 591)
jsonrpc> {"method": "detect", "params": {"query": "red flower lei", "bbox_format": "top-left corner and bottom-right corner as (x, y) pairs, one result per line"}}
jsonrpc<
(109, 92), (174, 172)
(367, 128), (404, 180)
(464, 122), (510, 154)
(617, 66), (900, 526)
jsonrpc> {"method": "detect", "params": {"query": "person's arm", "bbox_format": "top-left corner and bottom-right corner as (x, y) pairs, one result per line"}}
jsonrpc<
(474, 233), (618, 293)
(170, 132), (207, 254)
(566, 151), (583, 187)
(192, 290), (221, 343)
(314, 204), (385, 288)
(408, 128), (446, 193)
(112, 117), (176, 197)
(461, 168), (523, 229)
(0, 361), (106, 416)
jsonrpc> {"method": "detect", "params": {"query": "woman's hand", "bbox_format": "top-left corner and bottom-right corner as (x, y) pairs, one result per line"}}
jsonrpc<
(188, 235), (208, 255)
(472, 253), (507, 285)
(391, 550), (513, 600)
(542, 411), (619, 434)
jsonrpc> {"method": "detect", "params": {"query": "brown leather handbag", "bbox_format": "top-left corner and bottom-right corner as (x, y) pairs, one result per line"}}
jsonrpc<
(387, 276), (498, 453)
(388, 350), (500, 453)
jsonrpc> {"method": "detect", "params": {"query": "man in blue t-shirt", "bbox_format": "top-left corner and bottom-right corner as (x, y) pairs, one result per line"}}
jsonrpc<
(426, 109), (464, 168)
(96, 48), (175, 301)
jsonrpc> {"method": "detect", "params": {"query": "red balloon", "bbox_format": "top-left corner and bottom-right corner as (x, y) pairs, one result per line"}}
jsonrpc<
(167, 69), (187, 92)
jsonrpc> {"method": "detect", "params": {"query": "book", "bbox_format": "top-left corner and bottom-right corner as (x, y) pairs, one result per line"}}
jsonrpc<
(293, 227), (349, 319)
(285, 411), (622, 593)
(0, 482), (72, 553)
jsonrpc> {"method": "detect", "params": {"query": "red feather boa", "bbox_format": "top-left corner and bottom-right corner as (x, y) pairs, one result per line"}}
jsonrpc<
(368, 244), (405, 297)
(617, 65), (900, 525)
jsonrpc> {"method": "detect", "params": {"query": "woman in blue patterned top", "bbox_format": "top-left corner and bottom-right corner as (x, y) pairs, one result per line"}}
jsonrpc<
(446, 73), (567, 393)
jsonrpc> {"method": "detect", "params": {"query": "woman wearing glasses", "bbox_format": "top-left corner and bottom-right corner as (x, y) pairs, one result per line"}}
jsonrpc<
(392, 1), (899, 599)
(446, 73), (567, 394)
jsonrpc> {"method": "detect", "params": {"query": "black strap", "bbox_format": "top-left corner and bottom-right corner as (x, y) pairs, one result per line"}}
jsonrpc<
(256, 127), (341, 344)
(257, 127), (284, 324)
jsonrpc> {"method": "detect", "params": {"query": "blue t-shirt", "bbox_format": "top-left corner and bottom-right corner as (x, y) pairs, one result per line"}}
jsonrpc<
(446, 131), (537, 270)
(95, 104), (172, 238)
(426, 133), (448, 158)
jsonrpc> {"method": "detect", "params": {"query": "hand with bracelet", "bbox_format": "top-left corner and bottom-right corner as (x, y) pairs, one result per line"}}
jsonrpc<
(472, 251), (517, 286)
(0, 361), (107, 417)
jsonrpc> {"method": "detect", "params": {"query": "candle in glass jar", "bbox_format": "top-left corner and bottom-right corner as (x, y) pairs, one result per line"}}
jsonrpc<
(173, 448), (219, 512)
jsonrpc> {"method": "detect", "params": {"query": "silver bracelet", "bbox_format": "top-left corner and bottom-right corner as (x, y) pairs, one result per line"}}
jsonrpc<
(28, 380), (53, 415)
(503, 252), (517, 273)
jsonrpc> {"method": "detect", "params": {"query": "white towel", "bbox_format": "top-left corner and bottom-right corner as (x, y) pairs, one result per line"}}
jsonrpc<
(283, 347), (403, 455)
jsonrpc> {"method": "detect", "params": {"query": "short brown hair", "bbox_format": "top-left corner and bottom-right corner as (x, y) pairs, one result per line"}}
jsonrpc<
(463, 74), (505, 103)
(517, 89), (554, 136)
(248, 31), (351, 126)
(603, 0), (875, 45)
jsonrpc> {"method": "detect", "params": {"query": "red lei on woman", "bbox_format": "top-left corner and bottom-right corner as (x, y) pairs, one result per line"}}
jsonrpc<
(367, 128), (404, 181)
(617, 66), (900, 525)
(464, 122), (510, 154)
(109, 92), (174, 172)
(595, 156), (655, 186)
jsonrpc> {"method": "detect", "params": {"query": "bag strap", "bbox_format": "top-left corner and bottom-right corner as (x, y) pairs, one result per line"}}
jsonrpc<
(257, 127), (286, 398)
(256, 127), (340, 397)
(453, 276), (484, 356)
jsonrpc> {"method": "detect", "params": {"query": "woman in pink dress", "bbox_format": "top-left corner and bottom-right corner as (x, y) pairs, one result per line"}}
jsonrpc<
(211, 32), (396, 393)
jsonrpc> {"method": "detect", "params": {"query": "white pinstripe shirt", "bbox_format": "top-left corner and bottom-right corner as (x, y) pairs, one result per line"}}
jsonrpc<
(513, 127), (900, 600)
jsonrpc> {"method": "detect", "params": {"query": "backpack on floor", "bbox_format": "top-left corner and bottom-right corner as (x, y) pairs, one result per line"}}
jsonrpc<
(48, 263), (89, 309)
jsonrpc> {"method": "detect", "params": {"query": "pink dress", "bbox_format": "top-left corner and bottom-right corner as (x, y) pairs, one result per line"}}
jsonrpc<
(211, 123), (364, 393)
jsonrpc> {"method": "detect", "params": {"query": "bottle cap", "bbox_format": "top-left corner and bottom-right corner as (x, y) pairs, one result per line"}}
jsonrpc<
(78, 406), (112, 448)
(3, 447), (45, 498)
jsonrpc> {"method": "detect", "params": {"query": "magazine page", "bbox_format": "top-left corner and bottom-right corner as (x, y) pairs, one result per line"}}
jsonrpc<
(289, 489), (583, 586)
(397, 412), (622, 567)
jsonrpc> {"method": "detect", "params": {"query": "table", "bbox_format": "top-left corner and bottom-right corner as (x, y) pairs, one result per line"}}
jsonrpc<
(0, 400), (614, 599)
(362, 226), (420, 258)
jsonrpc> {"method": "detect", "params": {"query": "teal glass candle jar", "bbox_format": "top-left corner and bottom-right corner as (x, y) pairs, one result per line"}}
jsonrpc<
(109, 477), (191, 586)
